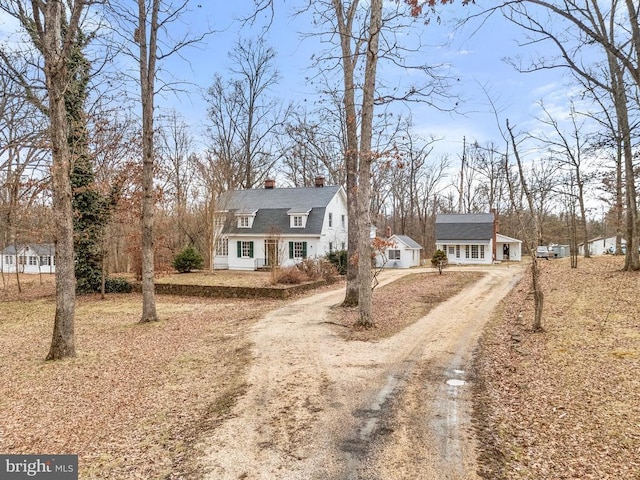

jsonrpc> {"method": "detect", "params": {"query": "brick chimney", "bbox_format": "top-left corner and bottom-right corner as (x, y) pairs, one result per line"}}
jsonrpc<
(314, 176), (325, 188)
(386, 226), (392, 238)
(265, 179), (275, 189)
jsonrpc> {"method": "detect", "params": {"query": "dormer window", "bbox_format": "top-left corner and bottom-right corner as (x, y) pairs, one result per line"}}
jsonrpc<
(235, 209), (257, 228)
(288, 208), (310, 228)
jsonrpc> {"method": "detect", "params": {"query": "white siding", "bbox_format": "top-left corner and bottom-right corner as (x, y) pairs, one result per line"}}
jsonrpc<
(437, 241), (493, 265)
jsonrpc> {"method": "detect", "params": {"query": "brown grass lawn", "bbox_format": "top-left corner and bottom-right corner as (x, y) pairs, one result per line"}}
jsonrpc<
(475, 256), (640, 479)
(155, 270), (274, 287)
(0, 277), (284, 479)
(330, 270), (485, 341)
(2, 258), (637, 479)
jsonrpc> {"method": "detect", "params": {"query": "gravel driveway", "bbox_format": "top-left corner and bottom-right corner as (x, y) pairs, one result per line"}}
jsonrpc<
(203, 265), (522, 479)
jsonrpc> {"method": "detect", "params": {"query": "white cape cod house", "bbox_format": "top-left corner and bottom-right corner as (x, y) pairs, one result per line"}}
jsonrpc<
(435, 213), (522, 264)
(213, 178), (348, 271)
(1, 243), (56, 274)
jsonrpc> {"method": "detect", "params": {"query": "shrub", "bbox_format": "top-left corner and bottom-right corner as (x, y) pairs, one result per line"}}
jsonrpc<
(431, 249), (448, 274)
(325, 250), (348, 275)
(104, 277), (133, 293)
(172, 246), (204, 273)
(273, 266), (307, 285)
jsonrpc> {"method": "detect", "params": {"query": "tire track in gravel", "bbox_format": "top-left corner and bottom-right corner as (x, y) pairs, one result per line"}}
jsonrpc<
(202, 265), (522, 480)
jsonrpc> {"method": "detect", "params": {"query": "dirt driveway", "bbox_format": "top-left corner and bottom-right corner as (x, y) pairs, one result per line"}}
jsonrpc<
(203, 265), (522, 479)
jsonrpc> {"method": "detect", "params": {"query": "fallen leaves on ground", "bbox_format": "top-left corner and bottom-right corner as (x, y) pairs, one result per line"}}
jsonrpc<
(330, 270), (485, 341)
(474, 256), (640, 479)
(0, 289), (284, 479)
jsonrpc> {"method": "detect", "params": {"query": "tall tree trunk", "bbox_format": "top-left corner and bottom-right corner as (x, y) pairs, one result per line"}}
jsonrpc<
(607, 54), (640, 270)
(138, 0), (159, 322)
(355, 0), (382, 328)
(44, 0), (76, 360)
(507, 121), (544, 332)
(332, 0), (360, 307)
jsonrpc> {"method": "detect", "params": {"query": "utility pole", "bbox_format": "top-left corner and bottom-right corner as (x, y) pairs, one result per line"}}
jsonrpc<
(458, 136), (466, 213)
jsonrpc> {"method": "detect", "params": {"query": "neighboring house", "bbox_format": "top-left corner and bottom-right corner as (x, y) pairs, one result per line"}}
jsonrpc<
(375, 231), (422, 269)
(1, 243), (56, 274)
(578, 236), (625, 256)
(213, 177), (348, 271)
(435, 213), (522, 265)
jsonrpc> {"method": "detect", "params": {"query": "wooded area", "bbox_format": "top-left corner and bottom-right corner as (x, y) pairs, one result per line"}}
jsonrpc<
(1, 0), (639, 354)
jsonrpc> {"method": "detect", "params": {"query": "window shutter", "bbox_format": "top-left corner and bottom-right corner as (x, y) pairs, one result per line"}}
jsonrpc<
(302, 242), (307, 258)
(249, 241), (254, 258)
(289, 242), (293, 259)
(237, 241), (241, 258)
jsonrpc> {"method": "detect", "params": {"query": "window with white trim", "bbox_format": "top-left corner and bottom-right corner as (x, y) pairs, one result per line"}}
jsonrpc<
(480, 245), (485, 259)
(214, 215), (225, 228)
(239, 216), (250, 228)
(471, 245), (479, 259)
(455, 245), (460, 258)
(389, 249), (401, 260)
(328, 213), (333, 228)
(29, 256), (38, 266)
(40, 256), (51, 266)
(215, 238), (229, 256)
(341, 214), (345, 228)
(289, 241), (307, 259)
(465, 245), (470, 258)
(293, 216), (303, 227)
(448, 246), (455, 255)
(4, 255), (13, 264)
(239, 241), (253, 258)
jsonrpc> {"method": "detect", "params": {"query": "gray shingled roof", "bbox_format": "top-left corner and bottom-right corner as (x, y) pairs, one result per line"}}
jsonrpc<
(217, 186), (342, 236)
(393, 235), (422, 249)
(435, 213), (494, 242)
(1, 243), (55, 256)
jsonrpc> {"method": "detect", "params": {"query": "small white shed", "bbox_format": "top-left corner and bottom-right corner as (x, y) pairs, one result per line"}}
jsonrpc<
(377, 234), (422, 269)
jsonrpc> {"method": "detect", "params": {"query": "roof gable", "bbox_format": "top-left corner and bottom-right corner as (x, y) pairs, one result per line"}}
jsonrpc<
(390, 234), (422, 249)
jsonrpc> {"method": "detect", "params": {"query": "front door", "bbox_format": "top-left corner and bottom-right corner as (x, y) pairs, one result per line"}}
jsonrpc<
(265, 239), (279, 267)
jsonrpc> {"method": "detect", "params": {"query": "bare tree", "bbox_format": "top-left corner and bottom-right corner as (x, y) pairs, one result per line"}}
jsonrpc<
(135, 0), (161, 323)
(105, 0), (210, 322)
(501, 0), (640, 269)
(531, 101), (593, 256)
(507, 120), (544, 331)
(205, 38), (290, 190)
(0, 0), (97, 359)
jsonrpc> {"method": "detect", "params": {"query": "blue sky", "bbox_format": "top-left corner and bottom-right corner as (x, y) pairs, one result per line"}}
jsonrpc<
(157, 1), (575, 159)
(0, 1), (578, 159)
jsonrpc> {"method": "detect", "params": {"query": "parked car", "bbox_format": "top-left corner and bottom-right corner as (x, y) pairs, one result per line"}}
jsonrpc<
(536, 246), (550, 259)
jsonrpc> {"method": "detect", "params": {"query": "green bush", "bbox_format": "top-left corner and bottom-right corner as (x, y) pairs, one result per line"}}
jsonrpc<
(325, 250), (348, 275)
(431, 249), (448, 274)
(172, 246), (204, 273)
(104, 277), (133, 293)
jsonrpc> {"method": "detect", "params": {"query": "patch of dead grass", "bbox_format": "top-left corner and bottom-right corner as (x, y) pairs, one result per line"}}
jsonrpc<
(0, 292), (283, 479)
(155, 270), (273, 287)
(330, 271), (485, 341)
(474, 256), (640, 479)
